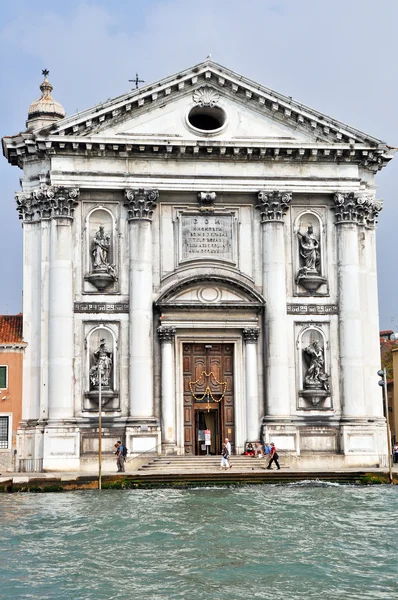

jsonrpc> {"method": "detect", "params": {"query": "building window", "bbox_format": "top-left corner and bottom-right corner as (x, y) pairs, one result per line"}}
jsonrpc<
(0, 416), (9, 449)
(0, 366), (7, 389)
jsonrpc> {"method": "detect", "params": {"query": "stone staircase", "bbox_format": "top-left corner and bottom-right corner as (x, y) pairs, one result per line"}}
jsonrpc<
(139, 455), (280, 474)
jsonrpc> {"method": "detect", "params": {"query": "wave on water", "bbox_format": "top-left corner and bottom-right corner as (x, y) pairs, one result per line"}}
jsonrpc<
(285, 479), (343, 487)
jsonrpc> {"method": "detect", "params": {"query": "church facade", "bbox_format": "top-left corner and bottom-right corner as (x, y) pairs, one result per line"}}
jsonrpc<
(2, 61), (394, 471)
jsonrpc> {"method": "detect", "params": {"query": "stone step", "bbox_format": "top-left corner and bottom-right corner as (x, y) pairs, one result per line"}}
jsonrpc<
(139, 456), (284, 472)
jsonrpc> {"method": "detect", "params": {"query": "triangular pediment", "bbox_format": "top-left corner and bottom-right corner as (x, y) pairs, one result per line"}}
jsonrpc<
(49, 60), (386, 147)
(4, 60), (394, 170)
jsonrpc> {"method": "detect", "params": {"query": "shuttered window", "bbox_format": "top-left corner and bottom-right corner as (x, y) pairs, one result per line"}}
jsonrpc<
(0, 416), (9, 449)
(0, 366), (7, 389)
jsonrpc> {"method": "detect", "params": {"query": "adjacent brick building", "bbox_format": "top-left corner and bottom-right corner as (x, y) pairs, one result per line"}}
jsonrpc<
(0, 315), (24, 472)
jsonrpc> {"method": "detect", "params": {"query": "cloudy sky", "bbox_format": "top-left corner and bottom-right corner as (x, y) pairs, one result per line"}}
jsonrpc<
(0, 0), (397, 330)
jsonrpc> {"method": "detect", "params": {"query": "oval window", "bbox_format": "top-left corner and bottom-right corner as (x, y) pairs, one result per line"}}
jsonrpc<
(187, 106), (226, 133)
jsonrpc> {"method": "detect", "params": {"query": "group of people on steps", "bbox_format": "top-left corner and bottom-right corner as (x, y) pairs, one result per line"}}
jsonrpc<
(219, 439), (280, 470)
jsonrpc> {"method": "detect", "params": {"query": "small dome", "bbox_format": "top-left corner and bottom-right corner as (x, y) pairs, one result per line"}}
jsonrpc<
(27, 71), (65, 124)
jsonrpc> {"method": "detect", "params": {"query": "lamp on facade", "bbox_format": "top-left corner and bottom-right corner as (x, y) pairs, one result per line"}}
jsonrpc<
(378, 368), (393, 484)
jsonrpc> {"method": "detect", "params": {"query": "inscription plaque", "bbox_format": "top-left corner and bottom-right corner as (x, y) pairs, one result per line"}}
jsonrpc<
(287, 304), (338, 315)
(74, 302), (129, 313)
(181, 215), (234, 262)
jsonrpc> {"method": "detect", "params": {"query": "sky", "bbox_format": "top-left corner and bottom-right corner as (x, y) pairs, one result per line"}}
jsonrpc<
(0, 0), (397, 330)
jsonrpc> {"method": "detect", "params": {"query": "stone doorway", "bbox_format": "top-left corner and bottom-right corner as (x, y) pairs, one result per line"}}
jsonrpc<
(183, 343), (234, 455)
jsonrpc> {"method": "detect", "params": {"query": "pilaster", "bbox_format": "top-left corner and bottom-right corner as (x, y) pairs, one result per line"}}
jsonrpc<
(124, 189), (159, 420)
(243, 327), (260, 442)
(257, 191), (291, 419)
(332, 193), (382, 421)
(158, 326), (176, 452)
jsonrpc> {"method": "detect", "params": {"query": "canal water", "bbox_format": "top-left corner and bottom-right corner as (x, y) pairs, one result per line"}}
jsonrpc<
(1, 483), (397, 599)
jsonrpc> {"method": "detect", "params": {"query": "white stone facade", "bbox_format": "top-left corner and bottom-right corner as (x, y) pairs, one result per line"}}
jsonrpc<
(3, 60), (395, 470)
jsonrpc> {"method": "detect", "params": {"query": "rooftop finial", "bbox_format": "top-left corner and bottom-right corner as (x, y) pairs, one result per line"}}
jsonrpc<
(26, 70), (65, 129)
(129, 73), (145, 89)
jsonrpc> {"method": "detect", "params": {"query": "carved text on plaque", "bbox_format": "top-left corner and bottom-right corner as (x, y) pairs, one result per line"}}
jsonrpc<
(181, 215), (234, 262)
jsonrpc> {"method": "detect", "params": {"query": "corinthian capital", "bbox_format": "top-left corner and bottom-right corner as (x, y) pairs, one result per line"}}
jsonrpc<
(15, 192), (36, 222)
(243, 327), (260, 344)
(333, 193), (383, 227)
(157, 325), (176, 342)
(256, 191), (292, 222)
(15, 186), (80, 222)
(124, 189), (159, 221)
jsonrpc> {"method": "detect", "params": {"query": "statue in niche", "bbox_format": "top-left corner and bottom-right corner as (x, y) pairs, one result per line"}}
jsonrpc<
(295, 224), (326, 293)
(92, 226), (110, 270)
(86, 225), (118, 291)
(303, 340), (329, 392)
(90, 338), (113, 388)
(298, 225), (320, 272)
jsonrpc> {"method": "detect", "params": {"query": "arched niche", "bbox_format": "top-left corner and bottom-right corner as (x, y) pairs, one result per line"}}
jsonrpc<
(84, 207), (118, 292)
(296, 325), (331, 408)
(84, 325), (119, 410)
(293, 211), (327, 295)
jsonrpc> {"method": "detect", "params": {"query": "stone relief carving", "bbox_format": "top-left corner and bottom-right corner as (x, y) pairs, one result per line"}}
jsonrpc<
(333, 193), (383, 226)
(257, 191), (292, 221)
(124, 188), (159, 221)
(16, 185), (80, 221)
(89, 338), (113, 389)
(192, 86), (220, 107)
(295, 223), (326, 294)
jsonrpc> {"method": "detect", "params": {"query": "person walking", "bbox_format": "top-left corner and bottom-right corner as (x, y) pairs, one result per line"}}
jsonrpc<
(219, 437), (232, 470)
(115, 440), (125, 473)
(266, 442), (280, 470)
(393, 442), (398, 464)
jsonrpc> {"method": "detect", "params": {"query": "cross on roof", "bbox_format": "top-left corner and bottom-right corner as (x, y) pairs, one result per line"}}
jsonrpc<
(42, 69), (49, 78)
(129, 73), (145, 89)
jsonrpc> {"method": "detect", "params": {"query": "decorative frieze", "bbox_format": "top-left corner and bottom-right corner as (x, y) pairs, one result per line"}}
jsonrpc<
(74, 302), (129, 313)
(287, 304), (338, 315)
(256, 191), (292, 222)
(124, 188), (159, 221)
(333, 193), (383, 227)
(15, 186), (80, 221)
(243, 327), (260, 343)
(157, 326), (176, 342)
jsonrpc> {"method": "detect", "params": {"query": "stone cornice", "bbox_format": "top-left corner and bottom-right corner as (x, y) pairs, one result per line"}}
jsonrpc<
(124, 188), (159, 221)
(256, 191), (292, 222)
(332, 192), (383, 227)
(3, 133), (393, 173)
(15, 185), (80, 222)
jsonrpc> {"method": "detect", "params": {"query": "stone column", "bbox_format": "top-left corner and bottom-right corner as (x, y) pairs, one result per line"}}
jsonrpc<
(15, 193), (42, 423)
(158, 326), (176, 451)
(333, 193), (368, 419)
(45, 187), (80, 421)
(124, 189), (159, 419)
(243, 327), (260, 441)
(257, 191), (291, 418)
(362, 199), (384, 418)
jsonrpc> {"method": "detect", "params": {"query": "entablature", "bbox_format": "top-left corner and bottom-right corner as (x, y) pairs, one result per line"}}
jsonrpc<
(4, 134), (392, 174)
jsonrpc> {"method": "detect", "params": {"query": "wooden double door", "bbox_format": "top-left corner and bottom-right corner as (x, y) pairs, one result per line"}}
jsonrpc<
(183, 343), (234, 455)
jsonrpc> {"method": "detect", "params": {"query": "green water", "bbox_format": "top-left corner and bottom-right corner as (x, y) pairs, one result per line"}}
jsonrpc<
(0, 483), (397, 599)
